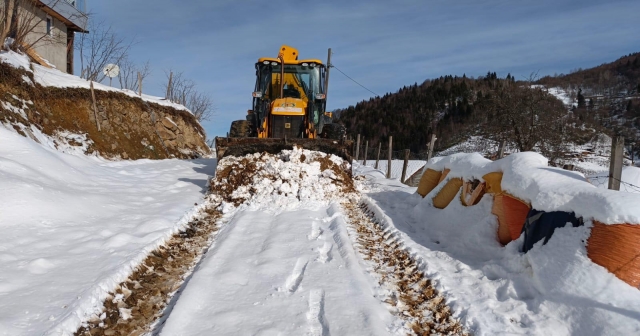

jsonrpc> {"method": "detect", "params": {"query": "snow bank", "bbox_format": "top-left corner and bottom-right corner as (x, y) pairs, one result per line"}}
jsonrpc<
(0, 126), (216, 335)
(424, 152), (640, 225)
(360, 155), (640, 335)
(1, 50), (190, 112)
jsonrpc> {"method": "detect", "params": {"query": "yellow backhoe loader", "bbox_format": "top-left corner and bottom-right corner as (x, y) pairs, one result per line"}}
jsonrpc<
(215, 46), (352, 160)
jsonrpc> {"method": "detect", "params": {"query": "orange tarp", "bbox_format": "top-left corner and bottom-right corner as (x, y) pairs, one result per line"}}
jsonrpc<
(492, 193), (531, 245)
(588, 222), (640, 288)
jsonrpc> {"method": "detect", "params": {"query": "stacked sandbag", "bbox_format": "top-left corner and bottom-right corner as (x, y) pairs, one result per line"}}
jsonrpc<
(416, 169), (443, 197)
(433, 178), (463, 209)
(414, 152), (640, 290)
(588, 222), (640, 288)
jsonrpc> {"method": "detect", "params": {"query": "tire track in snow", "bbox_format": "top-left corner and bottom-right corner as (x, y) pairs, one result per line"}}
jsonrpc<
(307, 289), (327, 336)
(343, 199), (468, 335)
(74, 205), (225, 336)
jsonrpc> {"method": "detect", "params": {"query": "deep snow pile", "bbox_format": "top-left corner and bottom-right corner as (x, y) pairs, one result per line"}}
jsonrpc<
(356, 153), (640, 335)
(210, 147), (355, 213)
(0, 126), (215, 335)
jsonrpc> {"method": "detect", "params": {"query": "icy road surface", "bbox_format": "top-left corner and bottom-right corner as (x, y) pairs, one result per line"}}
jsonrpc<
(159, 204), (396, 335)
(0, 127), (216, 335)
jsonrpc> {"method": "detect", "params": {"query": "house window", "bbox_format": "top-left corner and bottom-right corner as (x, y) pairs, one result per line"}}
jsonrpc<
(46, 16), (53, 36)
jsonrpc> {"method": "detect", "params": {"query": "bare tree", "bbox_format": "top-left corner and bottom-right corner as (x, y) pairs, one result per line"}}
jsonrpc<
(163, 70), (214, 122)
(484, 75), (568, 157)
(118, 57), (150, 91)
(77, 19), (131, 81)
(0, 0), (16, 49)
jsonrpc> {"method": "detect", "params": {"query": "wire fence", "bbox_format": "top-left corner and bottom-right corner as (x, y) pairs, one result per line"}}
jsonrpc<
(353, 145), (431, 161)
(589, 175), (640, 193)
(350, 134), (640, 194)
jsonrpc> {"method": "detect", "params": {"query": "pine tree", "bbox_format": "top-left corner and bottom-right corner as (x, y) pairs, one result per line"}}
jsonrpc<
(577, 89), (586, 108)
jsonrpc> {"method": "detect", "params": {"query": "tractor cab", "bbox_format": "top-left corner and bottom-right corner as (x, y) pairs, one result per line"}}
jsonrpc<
(250, 46), (327, 138)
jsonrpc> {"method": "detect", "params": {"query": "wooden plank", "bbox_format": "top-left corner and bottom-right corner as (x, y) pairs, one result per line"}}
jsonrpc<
(438, 168), (450, 184)
(468, 182), (486, 205)
(461, 181), (471, 205)
(90, 81), (101, 132)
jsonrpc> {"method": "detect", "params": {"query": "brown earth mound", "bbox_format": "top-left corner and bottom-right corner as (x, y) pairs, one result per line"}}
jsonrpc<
(0, 61), (210, 159)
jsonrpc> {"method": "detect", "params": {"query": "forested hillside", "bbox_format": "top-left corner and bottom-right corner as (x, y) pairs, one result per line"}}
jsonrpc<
(337, 52), (640, 159)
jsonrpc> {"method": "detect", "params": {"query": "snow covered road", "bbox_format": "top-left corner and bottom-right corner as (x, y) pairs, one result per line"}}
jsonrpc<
(0, 127), (216, 335)
(159, 204), (397, 335)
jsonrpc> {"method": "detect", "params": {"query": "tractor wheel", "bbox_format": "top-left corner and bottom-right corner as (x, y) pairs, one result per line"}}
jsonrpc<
(321, 123), (346, 140)
(229, 120), (251, 138)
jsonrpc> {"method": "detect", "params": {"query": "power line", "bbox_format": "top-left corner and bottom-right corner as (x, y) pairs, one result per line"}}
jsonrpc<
(331, 63), (379, 97)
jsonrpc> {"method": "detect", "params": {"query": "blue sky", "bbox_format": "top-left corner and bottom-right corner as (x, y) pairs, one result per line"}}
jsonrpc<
(86, 0), (640, 138)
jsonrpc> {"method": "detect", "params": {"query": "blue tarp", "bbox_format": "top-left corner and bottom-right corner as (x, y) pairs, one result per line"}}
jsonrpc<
(521, 209), (583, 253)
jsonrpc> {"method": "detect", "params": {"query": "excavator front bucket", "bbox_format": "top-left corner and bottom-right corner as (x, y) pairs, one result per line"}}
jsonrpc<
(215, 137), (354, 163)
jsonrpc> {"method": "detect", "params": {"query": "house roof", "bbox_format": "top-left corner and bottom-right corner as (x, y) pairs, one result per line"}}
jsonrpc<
(38, 0), (88, 33)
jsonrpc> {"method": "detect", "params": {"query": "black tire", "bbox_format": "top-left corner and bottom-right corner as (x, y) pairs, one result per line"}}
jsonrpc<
(229, 120), (251, 138)
(321, 123), (346, 140)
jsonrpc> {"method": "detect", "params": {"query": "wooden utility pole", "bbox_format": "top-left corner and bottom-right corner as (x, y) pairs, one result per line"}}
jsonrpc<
(90, 81), (101, 132)
(355, 134), (361, 161)
(609, 136), (624, 191)
(498, 140), (506, 159)
(420, 134), (437, 177)
(137, 72), (142, 96)
(375, 142), (381, 169)
(401, 149), (410, 183)
(427, 134), (437, 162)
(165, 71), (173, 100)
(363, 140), (369, 166)
(325, 48), (331, 99)
(387, 136), (393, 178)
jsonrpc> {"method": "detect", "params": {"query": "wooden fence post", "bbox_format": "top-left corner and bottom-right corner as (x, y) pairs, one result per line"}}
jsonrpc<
(375, 142), (381, 169)
(427, 134), (437, 162)
(609, 136), (624, 191)
(165, 71), (173, 100)
(498, 140), (506, 159)
(363, 140), (369, 166)
(420, 134), (437, 177)
(90, 81), (101, 132)
(401, 149), (410, 183)
(387, 136), (393, 179)
(355, 134), (361, 161)
(138, 72), (142, 96)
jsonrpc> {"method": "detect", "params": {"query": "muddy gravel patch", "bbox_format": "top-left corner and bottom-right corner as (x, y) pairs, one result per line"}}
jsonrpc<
(344, 201), (468, 336)
(74, 207), (222, 336)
